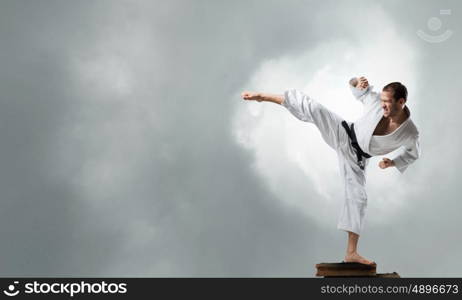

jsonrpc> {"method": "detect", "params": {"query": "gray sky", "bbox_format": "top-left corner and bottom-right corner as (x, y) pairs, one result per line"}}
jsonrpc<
(0, 0), (460, 277)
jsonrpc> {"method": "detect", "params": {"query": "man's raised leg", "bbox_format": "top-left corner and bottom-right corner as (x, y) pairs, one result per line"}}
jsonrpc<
(279, 89), (344, 150)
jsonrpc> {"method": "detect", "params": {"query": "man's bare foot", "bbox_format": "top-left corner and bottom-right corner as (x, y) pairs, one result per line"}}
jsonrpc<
(344, 252), (375, 265)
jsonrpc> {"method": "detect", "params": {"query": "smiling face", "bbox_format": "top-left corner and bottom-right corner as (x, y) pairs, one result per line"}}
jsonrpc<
(380, 90), (404, 118)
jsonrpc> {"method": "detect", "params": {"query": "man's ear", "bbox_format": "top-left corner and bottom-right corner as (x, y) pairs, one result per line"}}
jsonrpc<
(398, 98), (406, 105)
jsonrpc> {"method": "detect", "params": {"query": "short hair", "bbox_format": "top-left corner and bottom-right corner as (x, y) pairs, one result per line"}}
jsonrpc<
(382, 82), (408, 102)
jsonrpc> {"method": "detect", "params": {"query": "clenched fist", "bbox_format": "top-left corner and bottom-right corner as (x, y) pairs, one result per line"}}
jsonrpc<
(241, 91), (262, 102)
(350, 77), (369, 90)
(379, 157), (395, 169)
(357, 77), (369, 90)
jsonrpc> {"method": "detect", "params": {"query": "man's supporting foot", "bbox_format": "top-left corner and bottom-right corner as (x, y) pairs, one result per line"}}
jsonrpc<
(344, 251), (374, 265)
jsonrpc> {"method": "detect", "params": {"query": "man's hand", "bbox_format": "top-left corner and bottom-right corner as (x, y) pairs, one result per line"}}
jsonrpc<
(356, 76), (369, 90)
(241, 91), (262, 102)
(379, 157), (395, 169)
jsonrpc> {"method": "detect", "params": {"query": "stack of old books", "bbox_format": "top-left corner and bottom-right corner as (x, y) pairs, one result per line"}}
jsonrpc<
(315, 262), (400, 278)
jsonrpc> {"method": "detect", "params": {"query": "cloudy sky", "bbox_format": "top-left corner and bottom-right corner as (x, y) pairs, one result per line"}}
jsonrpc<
(0, 0), (460, 277)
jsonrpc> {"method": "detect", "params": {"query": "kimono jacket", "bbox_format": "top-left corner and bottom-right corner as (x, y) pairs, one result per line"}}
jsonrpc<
(350, 82), (421, 173)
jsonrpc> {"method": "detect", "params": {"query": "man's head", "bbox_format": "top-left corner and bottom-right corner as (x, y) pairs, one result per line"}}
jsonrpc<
(380, 82), (407, 118)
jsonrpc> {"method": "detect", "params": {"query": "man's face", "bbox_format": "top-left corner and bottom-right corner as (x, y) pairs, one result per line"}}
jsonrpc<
(380, 90), (402, 117)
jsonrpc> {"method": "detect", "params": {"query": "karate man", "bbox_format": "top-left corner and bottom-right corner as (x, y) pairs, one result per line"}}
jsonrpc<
(241, 77), (420, 265)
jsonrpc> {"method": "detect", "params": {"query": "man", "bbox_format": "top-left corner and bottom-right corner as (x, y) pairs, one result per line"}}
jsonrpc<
(241, 77), (420, 265)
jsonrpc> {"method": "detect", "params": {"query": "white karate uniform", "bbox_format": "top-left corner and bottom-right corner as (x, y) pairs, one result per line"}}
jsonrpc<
(281, 81), (420, 235)
(349, 83), (421, 173)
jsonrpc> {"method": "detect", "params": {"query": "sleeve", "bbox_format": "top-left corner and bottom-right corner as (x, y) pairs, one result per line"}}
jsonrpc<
(349, 78), (380, 107)
(281, 89), (314, 122)
(389, 135), (421, 173)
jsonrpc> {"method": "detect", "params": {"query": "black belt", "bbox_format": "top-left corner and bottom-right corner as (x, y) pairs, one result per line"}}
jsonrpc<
(341, 121), (371, 170)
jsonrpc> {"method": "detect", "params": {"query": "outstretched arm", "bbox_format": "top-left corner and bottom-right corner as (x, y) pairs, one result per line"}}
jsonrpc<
(241, 91), (284, 105)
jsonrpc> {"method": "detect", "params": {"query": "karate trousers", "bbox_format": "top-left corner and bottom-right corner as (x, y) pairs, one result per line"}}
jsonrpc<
(281, 89), (369, 236)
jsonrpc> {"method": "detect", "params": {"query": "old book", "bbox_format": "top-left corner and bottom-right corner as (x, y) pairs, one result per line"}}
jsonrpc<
(316, 262), (377, 277)
(315, 262), (401, 278)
